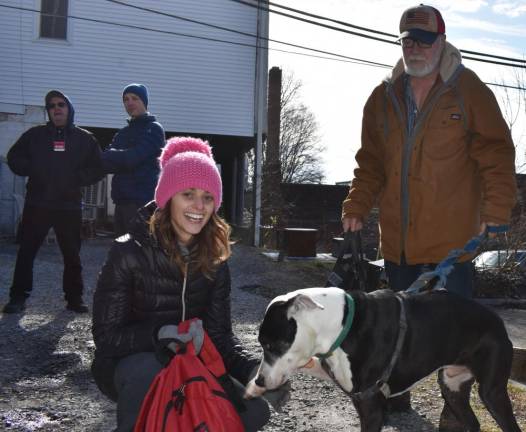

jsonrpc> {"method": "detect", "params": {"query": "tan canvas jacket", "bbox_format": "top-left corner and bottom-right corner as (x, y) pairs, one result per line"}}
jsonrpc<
(342, 42), (516, 264)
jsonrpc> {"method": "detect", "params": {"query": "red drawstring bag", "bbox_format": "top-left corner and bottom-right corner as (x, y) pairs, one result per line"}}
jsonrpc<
(134, 319), (245, 432)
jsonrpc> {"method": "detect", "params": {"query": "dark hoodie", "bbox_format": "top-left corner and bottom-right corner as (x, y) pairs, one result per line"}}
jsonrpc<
(7, 90), (103, 210)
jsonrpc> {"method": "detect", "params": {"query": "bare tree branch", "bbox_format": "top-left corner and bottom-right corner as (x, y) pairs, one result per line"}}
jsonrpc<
(247, 71), (325, 184)
(497, 67), (526, 169)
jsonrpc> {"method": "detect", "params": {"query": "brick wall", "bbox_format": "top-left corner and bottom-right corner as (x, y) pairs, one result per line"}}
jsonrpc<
(279, 183), (380, 257)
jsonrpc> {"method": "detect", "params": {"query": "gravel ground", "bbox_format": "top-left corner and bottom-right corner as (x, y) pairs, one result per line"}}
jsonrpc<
(0, 238), (525, 431)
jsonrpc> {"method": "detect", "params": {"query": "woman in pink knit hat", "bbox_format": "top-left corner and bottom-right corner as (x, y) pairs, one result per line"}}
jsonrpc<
(91, 137), (288, 431)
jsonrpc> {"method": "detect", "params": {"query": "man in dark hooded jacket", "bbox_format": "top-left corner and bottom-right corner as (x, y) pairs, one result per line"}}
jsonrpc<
(3, 90), (103, 314)
(101, 83), (165, 237)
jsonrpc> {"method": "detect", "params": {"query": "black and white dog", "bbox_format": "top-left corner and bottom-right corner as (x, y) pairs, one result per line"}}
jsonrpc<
(245, 287), (521, 432)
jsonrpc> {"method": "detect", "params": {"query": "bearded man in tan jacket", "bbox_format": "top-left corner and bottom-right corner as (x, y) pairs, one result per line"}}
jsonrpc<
(343, 4), (516, 293)
(341, 4), (516, 427)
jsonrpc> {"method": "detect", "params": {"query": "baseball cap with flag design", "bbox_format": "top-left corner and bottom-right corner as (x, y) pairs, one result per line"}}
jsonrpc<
(398, 4), (445, 44)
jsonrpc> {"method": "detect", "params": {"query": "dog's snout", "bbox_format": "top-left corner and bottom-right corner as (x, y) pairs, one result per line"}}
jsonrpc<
(255, 375), (265, 387)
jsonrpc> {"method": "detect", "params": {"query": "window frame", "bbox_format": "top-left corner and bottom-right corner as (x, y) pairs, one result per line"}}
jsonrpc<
(39, 0), (69, 41)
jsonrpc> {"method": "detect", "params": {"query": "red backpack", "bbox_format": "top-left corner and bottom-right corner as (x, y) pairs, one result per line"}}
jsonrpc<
(134, 319), (245, 432)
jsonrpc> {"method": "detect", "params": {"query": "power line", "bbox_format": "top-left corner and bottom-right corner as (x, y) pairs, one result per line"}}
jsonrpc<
(229, 0), (399, 45)
(0, 4), (256, 48)
(104, 0), (526, 70)
(230, 0), (526, 66)
(462, 55), (526, 68)
(459, 49), (526, 64)
(231, 0), (397, 39)
(486, 82), (526, 91)
(102, 0), (392, 67)
(271, 47), (391, 68)
(103, 0), (526, 88)
(265, 0), (526, 65)
(2, 2), (525, 79)
(268, 0), (396, 38)
(105, 0), (257, 41)
(0, 3), (390, 69)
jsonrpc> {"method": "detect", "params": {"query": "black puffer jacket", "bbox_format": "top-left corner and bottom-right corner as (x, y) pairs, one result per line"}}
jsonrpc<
(91, 203), (258, 400)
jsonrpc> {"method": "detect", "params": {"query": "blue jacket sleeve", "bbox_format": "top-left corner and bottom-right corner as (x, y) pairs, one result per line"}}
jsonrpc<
(102, 122), (165, 174)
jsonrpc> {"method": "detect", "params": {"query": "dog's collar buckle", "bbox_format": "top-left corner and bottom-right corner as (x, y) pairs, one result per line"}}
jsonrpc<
(377, 381), (391, 398)
(351, 380), (392, 402)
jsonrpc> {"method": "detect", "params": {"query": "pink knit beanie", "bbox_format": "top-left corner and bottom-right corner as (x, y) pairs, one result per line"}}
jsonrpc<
(155, 137), (222, 211)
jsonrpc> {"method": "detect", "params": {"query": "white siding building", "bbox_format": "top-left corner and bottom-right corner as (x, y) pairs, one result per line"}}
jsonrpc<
(0, 0), (269, 235)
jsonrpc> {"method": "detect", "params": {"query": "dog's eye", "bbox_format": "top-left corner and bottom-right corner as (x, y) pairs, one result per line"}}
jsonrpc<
(263, 343), (272, 352)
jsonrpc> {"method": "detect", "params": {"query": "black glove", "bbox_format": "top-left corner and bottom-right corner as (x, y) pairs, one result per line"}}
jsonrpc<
(263, 381), (292, 413)
(153, 337), (180, 367)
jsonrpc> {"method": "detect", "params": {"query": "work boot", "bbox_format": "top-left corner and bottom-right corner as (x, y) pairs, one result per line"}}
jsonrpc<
(3, 298), (26, 314)
(387, 391), (412, 413)
(66, 298), (89, 313)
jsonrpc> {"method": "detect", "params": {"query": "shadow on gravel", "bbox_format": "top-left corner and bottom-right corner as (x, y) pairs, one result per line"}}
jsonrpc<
(0, 311), (80, 429)
(384, 409), (437, 431)
(0, 311), (78, 383)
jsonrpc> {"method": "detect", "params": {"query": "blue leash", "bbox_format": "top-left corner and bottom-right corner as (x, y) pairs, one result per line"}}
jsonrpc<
(405, 225), (508, 294)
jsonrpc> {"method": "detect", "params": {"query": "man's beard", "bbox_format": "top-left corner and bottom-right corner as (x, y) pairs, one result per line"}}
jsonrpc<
(403, 48), (442, 78)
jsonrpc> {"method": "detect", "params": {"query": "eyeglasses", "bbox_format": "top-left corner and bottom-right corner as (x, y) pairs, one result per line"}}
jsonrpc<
(47, 102), (66, 109)
(400, 38), (433, 49)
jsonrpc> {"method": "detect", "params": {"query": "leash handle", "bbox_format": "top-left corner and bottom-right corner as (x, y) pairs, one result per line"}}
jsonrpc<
(406, 224), (508, 294)
(349, 231), (368, 291)
(335, 230), (354, 261)
(326, 231), (354, 287)
(326, 231), (367, 290)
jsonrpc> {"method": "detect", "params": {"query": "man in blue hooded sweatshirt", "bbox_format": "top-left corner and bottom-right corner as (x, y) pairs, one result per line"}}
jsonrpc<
(101, 83), (165, 237)
(3, 90), (103, 314)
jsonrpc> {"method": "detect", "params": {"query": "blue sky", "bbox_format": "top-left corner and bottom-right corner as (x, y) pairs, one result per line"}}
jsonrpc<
(268, 0), (526, 184)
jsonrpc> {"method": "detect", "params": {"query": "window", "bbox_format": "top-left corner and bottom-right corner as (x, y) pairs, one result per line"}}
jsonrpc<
(40, 0), (68, 40)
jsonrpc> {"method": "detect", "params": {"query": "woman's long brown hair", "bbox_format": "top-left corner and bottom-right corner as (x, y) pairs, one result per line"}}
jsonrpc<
(149, 201), (231, 278)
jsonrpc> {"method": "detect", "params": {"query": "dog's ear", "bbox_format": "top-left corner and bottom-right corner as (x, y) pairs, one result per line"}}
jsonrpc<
(288, 294), (324, 317)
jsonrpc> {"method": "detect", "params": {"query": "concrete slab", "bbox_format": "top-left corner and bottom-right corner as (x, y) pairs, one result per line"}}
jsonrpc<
(494, 307), (526, 350)
(261, 251), (336, 262)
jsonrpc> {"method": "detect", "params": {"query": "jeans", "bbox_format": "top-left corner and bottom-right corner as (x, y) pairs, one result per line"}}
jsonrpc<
(385, 254), (474, 298)
(113, 352), (270, 432)
(9, 204), (83, 302)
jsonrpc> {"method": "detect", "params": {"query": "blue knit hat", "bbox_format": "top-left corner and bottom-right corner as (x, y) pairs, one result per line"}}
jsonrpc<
(122, 83), (148, 108)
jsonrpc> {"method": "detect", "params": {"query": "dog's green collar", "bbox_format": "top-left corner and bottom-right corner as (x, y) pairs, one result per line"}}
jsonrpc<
(316, 293), (355, 359)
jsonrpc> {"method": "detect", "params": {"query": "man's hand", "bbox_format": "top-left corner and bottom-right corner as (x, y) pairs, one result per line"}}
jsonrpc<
(342, 216), (363, 233)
